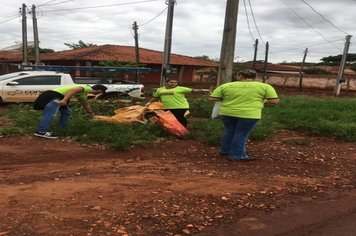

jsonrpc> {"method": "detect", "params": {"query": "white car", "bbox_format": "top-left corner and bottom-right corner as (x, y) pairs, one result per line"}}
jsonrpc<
(0, 71), (145, 103)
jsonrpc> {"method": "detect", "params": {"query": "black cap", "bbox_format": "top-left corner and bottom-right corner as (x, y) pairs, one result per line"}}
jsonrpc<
(91, 84), (108, 93)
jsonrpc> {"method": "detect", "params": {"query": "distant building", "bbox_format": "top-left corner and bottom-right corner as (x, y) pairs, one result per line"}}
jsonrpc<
(0, 44), (219, 85)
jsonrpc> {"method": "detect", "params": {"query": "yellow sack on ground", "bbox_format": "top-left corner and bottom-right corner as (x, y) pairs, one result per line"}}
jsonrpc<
(94, 105), (147, 123)
(146, 102), (164, 112)
(93, 102), (164, 124)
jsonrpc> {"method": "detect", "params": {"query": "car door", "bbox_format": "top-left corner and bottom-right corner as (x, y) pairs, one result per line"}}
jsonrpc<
(3, 75), (62, 102)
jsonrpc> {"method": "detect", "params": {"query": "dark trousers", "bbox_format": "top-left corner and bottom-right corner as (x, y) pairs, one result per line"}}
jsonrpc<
(166, 109), (188, 127)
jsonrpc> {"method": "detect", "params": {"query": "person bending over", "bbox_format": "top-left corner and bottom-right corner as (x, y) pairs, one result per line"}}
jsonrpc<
(33, 84), (107, 139)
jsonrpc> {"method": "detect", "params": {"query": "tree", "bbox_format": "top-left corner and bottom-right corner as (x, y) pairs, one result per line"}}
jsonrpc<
(27, 47), (54, 56)
(320, 53), (356, 64)
(64, 40), (97, 49)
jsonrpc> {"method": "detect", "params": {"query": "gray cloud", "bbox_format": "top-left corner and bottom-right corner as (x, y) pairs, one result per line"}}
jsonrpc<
(0, 0), (355, 63)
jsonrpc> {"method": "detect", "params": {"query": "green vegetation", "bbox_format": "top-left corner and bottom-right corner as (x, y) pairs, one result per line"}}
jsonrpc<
(267, 96), (356, 141)
(64, 40), (97, 49)
(1, 96), (355, 150)
(320, 53), (356, 64)
(303, 67), (332, 75)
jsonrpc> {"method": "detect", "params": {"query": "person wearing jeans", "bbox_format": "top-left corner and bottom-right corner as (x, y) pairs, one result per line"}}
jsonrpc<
(33, 84), (107, 139)
(209, 69), (279, 161)
(220, 116), (259, 160)
(36, 100), (72, 134)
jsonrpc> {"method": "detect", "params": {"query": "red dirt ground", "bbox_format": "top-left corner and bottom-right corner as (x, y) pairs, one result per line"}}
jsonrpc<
(1, 128), (355, 236)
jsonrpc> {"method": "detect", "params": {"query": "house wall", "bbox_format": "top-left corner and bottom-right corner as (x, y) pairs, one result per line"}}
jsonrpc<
(255, 74), (356, 92)
(0, 60), (207, 88)
(139, 65), (196, 86)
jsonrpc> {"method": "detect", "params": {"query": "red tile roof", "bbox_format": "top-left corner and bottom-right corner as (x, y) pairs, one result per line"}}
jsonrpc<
(39, 44), (219, 67)
(0, 51), (22, 61)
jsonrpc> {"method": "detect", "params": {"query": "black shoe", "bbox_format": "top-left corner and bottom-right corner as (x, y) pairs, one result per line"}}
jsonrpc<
(34, 131), (59, 139)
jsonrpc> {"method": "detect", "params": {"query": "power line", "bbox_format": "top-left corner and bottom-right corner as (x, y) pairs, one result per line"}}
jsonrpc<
(270, 38), (344, 53)
(38, 0), (58, 6)
(281, 0), (342, 52)
(242, 0), (255, 41)
(39, 0), (74, 7)
(140, 6), (167, 27)
(0, 15), (19, 25)
(247, 0), (265, 44)
(300, 0), (348, 35)
(41, 0), (159, 12)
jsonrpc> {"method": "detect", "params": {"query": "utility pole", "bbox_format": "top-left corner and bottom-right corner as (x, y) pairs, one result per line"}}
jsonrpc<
(262, 42), (269, 83)
(299, 48), (308, 91)
(217, 0), (239, 85)
(133, 21), (140, 83)
(160, 0), (176, 87)
(21, 3), (28, 65)
(334, 35), (352, 96)
(32, 5), (40, 65)
(252, 39), (258, 70)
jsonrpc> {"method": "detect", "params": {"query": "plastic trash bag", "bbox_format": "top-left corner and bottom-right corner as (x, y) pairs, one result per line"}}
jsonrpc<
(151, 110), (189, 137)
(211, 101), (221, 119)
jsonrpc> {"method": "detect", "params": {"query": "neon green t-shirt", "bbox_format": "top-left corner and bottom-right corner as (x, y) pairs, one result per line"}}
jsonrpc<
(153, 86), (193, 109)
(210, 81), (278, 119)
(52, 85), (92, 100)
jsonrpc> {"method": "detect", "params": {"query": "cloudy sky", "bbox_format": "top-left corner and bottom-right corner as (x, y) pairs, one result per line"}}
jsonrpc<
(1, 0), (355, 63)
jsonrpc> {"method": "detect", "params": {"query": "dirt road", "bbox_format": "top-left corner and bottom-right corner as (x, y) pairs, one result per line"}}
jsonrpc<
(0, 130), (355, 235)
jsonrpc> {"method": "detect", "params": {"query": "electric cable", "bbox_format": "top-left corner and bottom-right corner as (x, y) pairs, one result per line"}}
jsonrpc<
(270, 38), (344, 53)
(140, 6), (168, 27)
(39, 0), (74, 7)
(300, 0), (348, 35)
(41, 0), (159, 12)
(242, 0), (255, 41)
(38, 0), (58, 6)
(0, 15), (19, 25)
(247, 0), (265, 44)
(281, 0), (342, 52)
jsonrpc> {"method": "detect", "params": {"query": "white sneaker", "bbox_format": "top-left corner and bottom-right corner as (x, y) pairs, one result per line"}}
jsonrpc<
(34, 131), (59, 139)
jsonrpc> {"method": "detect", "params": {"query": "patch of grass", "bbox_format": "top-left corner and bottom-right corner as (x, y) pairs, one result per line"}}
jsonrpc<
(2, 96), (355, 150)
(0, 127), (23, 136)
(189, 118), (223, 145)
(188, 97), (213, 118)
(270, 96), (356, 141)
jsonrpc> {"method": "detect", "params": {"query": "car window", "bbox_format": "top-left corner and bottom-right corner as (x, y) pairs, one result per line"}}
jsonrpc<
(13, 75), (61, 85)
(0, 72), (27, 81)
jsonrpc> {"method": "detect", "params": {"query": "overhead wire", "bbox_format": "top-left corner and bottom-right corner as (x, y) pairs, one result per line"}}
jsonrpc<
(281, 0), (342, 52)
(242, 0), (255, 41)
(0, 15), (19, 25)
(247, 0), (265, 44)
(300, 0), (348, 35)
(270, 38), (345, 54)
(38, 0), (74, 7)
(41, 0), (159, 12)
(41, 6), (167, 45)
(38, 0), (58, 6)
(139, 6), (168, 27)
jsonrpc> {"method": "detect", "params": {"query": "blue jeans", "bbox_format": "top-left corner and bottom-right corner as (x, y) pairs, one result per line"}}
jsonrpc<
(37, 100), (72, 133)
(220, 116), (259, 160)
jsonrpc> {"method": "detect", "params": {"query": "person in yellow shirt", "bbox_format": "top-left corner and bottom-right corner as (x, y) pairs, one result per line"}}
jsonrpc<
(152, 78), (209, 127)
(209, 70), (279, 161)
(33, 84), (107, 139)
